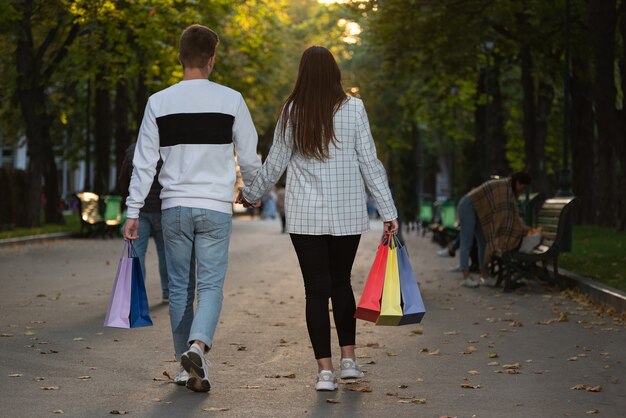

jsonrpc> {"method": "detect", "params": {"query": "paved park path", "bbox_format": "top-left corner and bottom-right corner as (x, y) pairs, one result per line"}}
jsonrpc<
(1, 219), (625, 417)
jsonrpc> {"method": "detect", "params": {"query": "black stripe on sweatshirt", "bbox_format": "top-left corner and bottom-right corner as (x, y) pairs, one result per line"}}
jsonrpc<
(156, 113), (234, 146)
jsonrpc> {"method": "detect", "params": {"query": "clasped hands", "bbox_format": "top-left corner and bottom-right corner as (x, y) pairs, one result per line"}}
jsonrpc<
(235, 189), (261, 208)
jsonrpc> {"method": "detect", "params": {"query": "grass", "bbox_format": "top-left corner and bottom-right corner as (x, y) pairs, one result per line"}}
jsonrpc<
(560, 225), (626, 292)
(0, 214), (80, 240)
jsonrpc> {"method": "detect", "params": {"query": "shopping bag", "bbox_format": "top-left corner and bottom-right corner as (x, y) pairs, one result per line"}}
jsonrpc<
(376, 238), (403, 325)
(397, 243), (426, 325)
(354, 234), (390, 322)
(104, 241), (133, 328)
(129, 244), (153, 328)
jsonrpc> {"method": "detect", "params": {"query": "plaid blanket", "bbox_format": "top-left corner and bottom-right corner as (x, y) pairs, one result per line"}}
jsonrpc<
(468, 179), (526, 265)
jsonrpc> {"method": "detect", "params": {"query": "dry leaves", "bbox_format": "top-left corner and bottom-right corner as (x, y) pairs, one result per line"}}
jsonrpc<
(8, 373), (23, 377)
(326, 399), (341, 404)
(41, 386), (60, 390)
(109, 410), (128, 415)
(265, 373), (296, 379)
(349, 386), (372, 392)
(461, 383), (481, 389)
(571, 384), (602, 392)
(52, 410), (64, 414)
(202, 407), (229, 412)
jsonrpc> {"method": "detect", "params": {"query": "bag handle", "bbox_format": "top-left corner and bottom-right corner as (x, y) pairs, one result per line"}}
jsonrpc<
(121, 240), (139, 258)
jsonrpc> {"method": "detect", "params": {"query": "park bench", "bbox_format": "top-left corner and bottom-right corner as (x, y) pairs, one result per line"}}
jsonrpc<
(494, 196), (577, 292)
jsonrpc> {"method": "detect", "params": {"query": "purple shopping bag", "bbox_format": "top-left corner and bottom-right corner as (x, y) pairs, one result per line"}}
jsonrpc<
(104, 241), (133, 328)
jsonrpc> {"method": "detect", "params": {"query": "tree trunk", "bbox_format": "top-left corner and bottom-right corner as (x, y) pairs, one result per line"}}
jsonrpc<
(617, 0), (626, 231)
(473, 69), (488, 183)
(533, 81), (554, 195)
(94, 72), (112, 195)
(114, 80), (130, 194)
(588, 0), (619, 227)
(520, 44), (536, 178)
(134, 70), (148, 134)
(15, 1), (47, 226)
(43, 144), (64, 223)
(489, 57), (510, 177)
(570, 56), (596, 224)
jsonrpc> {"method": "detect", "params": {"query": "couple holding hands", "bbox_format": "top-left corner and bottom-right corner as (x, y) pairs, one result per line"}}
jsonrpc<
(123, 24), (397, 393)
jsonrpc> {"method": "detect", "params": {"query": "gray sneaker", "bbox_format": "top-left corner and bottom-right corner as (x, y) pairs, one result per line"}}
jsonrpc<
(340, 358), (364, 379)
(181, 343), (211, 392)
(461, 277), (480, 288)
(174, 368), (189, 386)
(315, 370), (338, 391)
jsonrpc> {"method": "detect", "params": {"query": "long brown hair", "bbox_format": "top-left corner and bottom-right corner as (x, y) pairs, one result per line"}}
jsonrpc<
(279, 46), (347, 160)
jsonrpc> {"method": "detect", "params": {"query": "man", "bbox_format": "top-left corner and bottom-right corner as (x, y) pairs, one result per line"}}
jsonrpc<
(123, 24), (261, 392)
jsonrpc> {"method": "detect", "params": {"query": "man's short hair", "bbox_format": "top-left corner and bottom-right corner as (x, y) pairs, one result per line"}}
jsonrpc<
(179, 24), (219, 68)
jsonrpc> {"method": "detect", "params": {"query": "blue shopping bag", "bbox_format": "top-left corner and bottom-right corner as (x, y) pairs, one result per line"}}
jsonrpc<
(396, 243), (426, 325)
(129, 243), (153, 328)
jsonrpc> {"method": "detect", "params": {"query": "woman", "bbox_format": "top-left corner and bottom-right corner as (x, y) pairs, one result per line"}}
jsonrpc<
(238, 46), (398, 391)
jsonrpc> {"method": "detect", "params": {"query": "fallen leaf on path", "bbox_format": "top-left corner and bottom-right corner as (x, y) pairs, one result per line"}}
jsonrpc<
(428, 349), (441, 356)
(398, 384), (408, 389)
(488, 352), (498, 358)
(558, 312), (568, 322)
(41, 386), (60, 390)
(152, 398), (161, 402)
(8, 373), (23, 377)
(265, 373), (296, 379)
(462, 346), (477, 354)
(365, 360), (376, 365)
(73, 338), (84, 341)
(326, 399), (341, 404)
(571, 384), (602, 392)
(34, 377), (45, 381)
(568, 356), (578, 361)
(52, 410), (64, 414)
(365, 342), (380, 348)
(487, 361), (499, 366)
(586, 409), (599, 414)
(444, 331), (458, 335)
(109, 410), (128, 415)
(202, 407), (229, 412)
(467, 370), (480, 375)
(240, 385), (261, 389)
(461, 383), (481, 389)
(1, 333), (14, 337)
(162, 371), (173, 381)
(78, 376), (91, 380)
(502, 363), (521, 369)
(349, 386), (372, 392)
(386, 352), (397, 357)
(410, 328), (424, 335)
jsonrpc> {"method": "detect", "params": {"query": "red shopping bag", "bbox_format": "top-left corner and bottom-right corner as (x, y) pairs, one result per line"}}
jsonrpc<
(355, 234), (391, 323)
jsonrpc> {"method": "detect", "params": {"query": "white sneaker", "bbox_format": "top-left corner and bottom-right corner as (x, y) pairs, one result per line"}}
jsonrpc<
(315, 370), (338, 391)
(340, 358), (364, 379)
(174, 368), (189, 386)
(437, 248), (450, 257)
(480, 276), (498, 287)
(461, 277), (480, 288)
(181, 343), (211, 392)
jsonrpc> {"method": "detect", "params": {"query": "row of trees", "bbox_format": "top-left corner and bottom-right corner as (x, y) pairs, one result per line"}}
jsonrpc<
(342, 0), (625, 230)
(0, 0), (349, 228)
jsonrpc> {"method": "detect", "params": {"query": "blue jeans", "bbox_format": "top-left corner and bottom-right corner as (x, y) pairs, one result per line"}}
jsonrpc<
(458, 196), (485, 272)
(133, 211), (169, 299)
(162, 207), (232, 360)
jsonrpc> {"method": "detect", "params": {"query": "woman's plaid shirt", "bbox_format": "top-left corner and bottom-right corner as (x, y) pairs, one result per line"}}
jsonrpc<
(242, 97), (397, 236)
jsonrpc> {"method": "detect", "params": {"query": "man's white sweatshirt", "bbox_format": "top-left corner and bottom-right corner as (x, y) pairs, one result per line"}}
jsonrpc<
(126, 79), (261, 218)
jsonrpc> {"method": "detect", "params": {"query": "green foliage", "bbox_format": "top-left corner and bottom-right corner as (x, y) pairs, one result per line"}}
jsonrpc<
(560, 225), (626, 292)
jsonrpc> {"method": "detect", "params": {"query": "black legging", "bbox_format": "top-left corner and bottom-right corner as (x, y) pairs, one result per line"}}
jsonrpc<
(290, 234), (361, 359)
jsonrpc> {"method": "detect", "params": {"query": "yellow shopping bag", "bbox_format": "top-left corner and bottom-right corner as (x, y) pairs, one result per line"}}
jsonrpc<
(376, 238), (403, 326)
